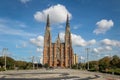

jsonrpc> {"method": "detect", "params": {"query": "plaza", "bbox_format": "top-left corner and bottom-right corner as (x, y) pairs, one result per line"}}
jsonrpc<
(0, 69), (120, 80)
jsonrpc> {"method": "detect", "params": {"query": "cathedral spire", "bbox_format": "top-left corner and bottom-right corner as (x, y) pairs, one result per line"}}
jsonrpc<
(46, 14), (50, 27)
(58, 33), (60, 39)
(66, 14), (70, 27)
(56, 33), (60, 42)
(66, 14), (70, 31)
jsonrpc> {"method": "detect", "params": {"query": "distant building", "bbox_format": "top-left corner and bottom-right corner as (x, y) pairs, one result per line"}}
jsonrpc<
(43, 15), (74, 68)
(73, 54), (78, 64)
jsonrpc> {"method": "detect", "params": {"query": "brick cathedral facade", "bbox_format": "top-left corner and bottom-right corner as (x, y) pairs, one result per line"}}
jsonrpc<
(43, 15), (74, 68)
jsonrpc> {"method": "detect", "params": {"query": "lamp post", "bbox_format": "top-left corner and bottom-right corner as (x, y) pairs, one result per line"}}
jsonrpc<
(2, 48), (8, 71)
(32, 56), (34, 70)
(85, 48), (90, 70)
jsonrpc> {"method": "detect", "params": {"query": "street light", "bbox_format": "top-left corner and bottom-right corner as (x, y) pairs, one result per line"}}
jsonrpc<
(2, 48), (8, 71)
(85, 48), (90, 70)
(31, 56), (35, 70)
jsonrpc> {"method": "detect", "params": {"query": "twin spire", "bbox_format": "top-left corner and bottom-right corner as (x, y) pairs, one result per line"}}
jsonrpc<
(46, 14), (70, 27)
(66, 14), (70, 26)
(46, 14), (50, 27)
(46, 14), (70, 42)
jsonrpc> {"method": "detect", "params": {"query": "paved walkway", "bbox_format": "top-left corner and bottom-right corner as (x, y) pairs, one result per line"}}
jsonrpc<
(0, 69), (120, 80)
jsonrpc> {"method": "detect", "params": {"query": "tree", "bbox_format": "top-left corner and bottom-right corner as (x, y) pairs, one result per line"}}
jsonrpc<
(110, 55), (120, 68)
(71, 64), (78, 69)
(89, 61), (98, 71)
(0, 56), (15, 70)
(6, 57), (15, 69)
(0, 57), (4, 67)
(15, 61), (28, 69)
(99, 56), (111, 71)
(44, 63), (49, 68)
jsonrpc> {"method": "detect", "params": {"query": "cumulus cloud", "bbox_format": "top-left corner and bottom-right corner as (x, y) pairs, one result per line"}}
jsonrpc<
(80, 56), (85, 60)
(73, 24), (81, 30)
(34, 4), (72, 24)
(93, 19), (114, 34)
(59, 32), (65, 42)
(87, 39), (96, 46)
(71, 33), (87, 46)
(0, 19), (35, 37)
(30, 35), (44, 47)
(101, 39), (120, 47)
(36, 48), (43, 53)
(20, 0), (31, 4)
(16, 42), (27, 48)
(30, 35), (44, 53)
(93, 46), (112, 53)
(59, 32), (96, 47)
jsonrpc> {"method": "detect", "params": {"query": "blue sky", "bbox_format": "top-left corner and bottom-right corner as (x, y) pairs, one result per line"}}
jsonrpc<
(0, 0), (120, 62)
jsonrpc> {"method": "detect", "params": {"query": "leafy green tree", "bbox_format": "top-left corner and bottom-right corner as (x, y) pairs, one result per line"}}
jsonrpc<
(99, 56), (111, 71)
(0, 57), (4, 67)
(0, 56), (15, 70)
(26, 62), (33, 69)
(15, 61), (28, 69)
(44, 63), (49, 68)
(89, 61), (98, 71)
(110, 55), (120, 68)
(71, 64), (78, 69)
(6, 57), (15, 69)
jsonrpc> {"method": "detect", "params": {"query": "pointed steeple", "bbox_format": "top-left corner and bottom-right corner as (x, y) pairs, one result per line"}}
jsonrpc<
(44, 14), (51, 48)
(56, 33), (60, 42)
(66, 14), (70, 31)
(46, 14), (50, 27)
(66, 14), (70, 27)
(58, 33), (60, 40)
(65, 14), (71, 46)
(56, 33), (61, 47)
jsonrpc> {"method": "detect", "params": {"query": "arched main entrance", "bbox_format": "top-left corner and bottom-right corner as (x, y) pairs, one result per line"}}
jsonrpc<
(57, 60), (60, 67)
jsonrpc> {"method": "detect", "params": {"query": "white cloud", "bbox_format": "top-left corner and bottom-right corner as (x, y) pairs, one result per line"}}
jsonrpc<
(80, 56), (85, 60)
(73, 24), (81, 30)
(59, 32), (65, 42)
(22, 42), (27, 47)
(16, 42), (27, 48)
(0, 18), (28, 28)
(16, 44), (20, 48)
(36, 48), (43, 53)
(104, 54), (111, 57)
(101, 39), (120, 47)
(59, 32), (96, 47)
(93, 19), (114, 34)
(34, 4), (72, 24)
(0, 24), (35, 37)
(30, 35), (44, 53)
(71, 33), (87, 46)
(30, 35), (44, 47)
(0, 18), (35, 37)
(20, 0), (31, 4)
(87, 39), (96, 46)
(58, 25), (64, 28)
(93, 46), (112, 53)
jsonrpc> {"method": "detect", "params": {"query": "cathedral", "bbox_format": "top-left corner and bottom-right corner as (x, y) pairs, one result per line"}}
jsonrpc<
(43, 15), (74, 68)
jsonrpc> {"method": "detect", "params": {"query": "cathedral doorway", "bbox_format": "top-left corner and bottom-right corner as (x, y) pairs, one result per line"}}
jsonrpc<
(57, 60), (60, 67)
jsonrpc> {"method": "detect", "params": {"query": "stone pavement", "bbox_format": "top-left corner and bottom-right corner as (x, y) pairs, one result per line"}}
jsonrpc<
(0, 69), (120, 80)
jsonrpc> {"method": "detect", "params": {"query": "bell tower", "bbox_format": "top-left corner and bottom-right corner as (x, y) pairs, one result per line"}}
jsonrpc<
(65, 15), (73, 68)
(65, 14), (72, 46)
(43, 15), (51, 65)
